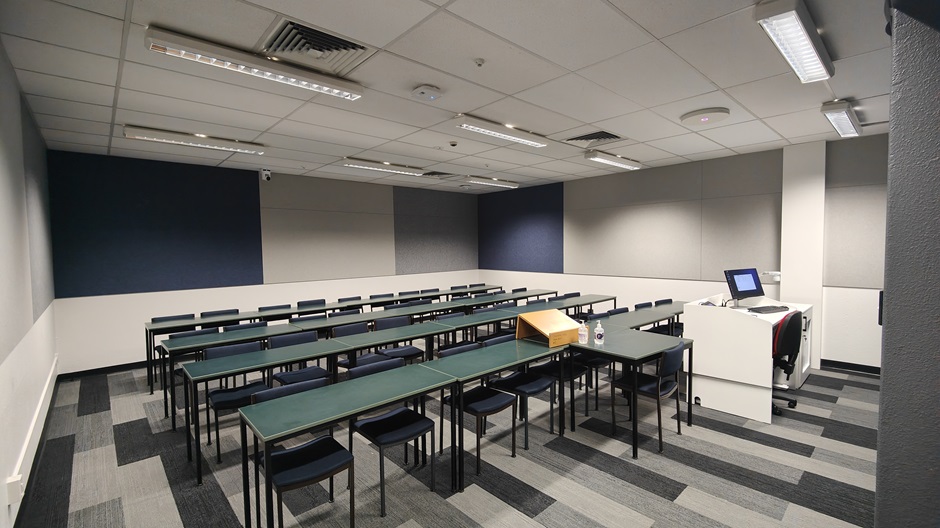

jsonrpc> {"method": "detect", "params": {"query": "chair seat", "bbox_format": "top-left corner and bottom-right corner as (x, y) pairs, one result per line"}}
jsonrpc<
(266, 436), (353, 490)
(460, 386), (516, 415)
(337, 353), (389, 369)
(380, 345), (423, 361)
(272, 365), (329, 386)
(528, 360), (588, 379)
(208, 380), (267, 410)
(572, 354), (610, 368)
(612, 372), (678, 398)
(489, 372), (553, 396)
(644, 325), (672, 335)
(354, 407), (434, 446)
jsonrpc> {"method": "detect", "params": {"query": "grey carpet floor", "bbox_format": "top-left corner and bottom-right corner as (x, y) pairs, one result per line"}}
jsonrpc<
(16, 365), (878, 527)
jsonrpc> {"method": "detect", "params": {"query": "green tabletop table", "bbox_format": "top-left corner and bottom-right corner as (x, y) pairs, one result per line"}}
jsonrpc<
(504, 293), (618, 316)
(288, 301), (465, 334)
(433, 309), (520, 342)
(332, 321), (452, 363)
(239, 363), (456, 528)
(448, 288), (558, 310)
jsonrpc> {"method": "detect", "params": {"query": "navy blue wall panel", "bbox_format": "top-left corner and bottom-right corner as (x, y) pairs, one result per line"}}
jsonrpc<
(478, 183), (563, 273)
(48, 151), (263, 297)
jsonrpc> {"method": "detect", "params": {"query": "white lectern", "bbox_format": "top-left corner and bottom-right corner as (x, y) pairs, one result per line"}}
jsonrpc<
(684, 294), (812, 424)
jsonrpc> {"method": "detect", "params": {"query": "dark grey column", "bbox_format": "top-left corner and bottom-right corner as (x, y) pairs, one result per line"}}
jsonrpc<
(876, 8), (940, 527)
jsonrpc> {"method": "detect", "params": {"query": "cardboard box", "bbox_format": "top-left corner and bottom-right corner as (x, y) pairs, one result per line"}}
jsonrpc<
(515, 309), (580, 347)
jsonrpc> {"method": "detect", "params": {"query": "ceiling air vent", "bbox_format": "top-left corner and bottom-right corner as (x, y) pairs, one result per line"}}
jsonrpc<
(263, 20), (374, 76)
(564, 130), (621, 148)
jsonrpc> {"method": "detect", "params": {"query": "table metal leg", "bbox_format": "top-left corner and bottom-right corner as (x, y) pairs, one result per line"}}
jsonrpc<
(193, 378), (203, 484)
(170, 354), (178, 430)
(240, 421), (250, 528)
(631, 362), (639, 459)
(449, 383), (458, 492)
(184, 378), (192, 461)
(557, 354), (565, 436)
(686, 343), (694, 427)
(146, 329), (154, 394)
(569, 350), (576, 432)
(264, 444), (274, 527)
(457, 384), (465, 492)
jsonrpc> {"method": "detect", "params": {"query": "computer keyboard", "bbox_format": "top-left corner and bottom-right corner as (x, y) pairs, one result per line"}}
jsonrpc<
(748, 305), (789, 314)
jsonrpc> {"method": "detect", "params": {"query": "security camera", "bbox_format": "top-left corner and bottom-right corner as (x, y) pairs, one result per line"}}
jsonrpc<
(449, 141), (458, 147)
(259, 168), (272, 182)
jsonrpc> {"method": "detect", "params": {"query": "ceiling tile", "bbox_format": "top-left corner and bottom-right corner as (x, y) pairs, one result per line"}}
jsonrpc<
(254, 132), (363, 157)
(806, 0), (891, 60)
(423, 161), (494, 176)
(474, 147), (555, 166)
(764, 108), (834, 139)
(376, 174), (439, 187)
(0, 0), (124, 57)
(534, 159), (594, 175)
(606, 143), (675, 162)
(448, 0), (651, 70)
(684, 148), (736, 161)
(446, 155), (519, 173)
(249, 0), (434, 48)
(725, 72), (835, 118)
(289, 103), (418, 140)
(370, 141), (464, 163)
(16, 70), (115, 105)
(26, 95), (113, 122)
(54, 0), (126, 20)
(854, 94), (889, 125)
(701, 120), (783, 148)
(110, 146), (223, 166)
(269, 120), (388, 150)
(644, 156), (689, 168)
(117, 89), (281, 131)
(349, 150), (436, 169)
(648, 133), (724, 156)
(43, 128), (110, 146)
(387, 12), (566, 95)
(114, 108), (262, 141)
(472, 97), (580, 136)
(222, 160), (308, 175)
(828, 47), (892, 101)
(503, 165), (564, 178)
(227, 153), (308, 171)
(662, 6), (790, 88)
(34, 114), (112, 136)
(595, 110), (689, 142)
(131, 0), (278, 50)
(398, 129), (497, 155)
(1, 34), (119, 85)
(315, 88), (453, 129)
(45, 141), (109, 155)
(609, 0), (758, 38)
(650, 90), (756, 129)
(348, 52), (503, 114)
(305, 167), (382, 183)
(788, 131), (840, 144)
(251, 147), (335, 166)
(732, 139), (789, 154)
(579, 41), (716, 107)
(515, 74), (640, 123)
(110, 136), (232, 159)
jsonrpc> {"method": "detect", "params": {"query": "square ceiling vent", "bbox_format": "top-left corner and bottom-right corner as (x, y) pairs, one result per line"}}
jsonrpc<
(262, 20), (374, 76)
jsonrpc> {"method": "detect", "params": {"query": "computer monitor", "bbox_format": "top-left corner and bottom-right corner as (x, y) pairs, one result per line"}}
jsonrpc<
(724, 268), (764, 302)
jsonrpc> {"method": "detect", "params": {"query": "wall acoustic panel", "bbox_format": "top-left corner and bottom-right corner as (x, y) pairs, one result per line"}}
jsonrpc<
(393, 187), (477, 274)
(565, 162), (702, 211)
(824, 184), (887, 288)
(48, 152), (263, 297)
(22, 98), (54, 321)
(701, 193), (781, 281)
(479, 183), (563, 273)
(701, 149), (782, 198)
(260, 175), (395, 283)
(565, 199), (703, 279)
(826, 134), (888, 188)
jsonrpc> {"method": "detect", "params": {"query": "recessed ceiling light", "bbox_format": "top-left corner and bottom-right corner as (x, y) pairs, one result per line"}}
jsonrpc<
(123, 125), (264, 155)
(680, 108), (731, 126)
(465, 175), (519, 189)
(342, 157), (427, 177)
(584, 150), (642, 171)
(451, 114), (548, 148)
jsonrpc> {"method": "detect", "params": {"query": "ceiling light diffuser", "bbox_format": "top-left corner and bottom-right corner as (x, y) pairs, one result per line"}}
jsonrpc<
(755, 0), (834, 83)
(452, 114), (547, 148)
(123, 125), (264, 155)
(680, 107), (731, 126)
(465, 176), (519, 189)
(820, 101), (862, 138)
(584, 150), (642, 171)
(146, 26), (363, 100)
(342, 158), (427, 177)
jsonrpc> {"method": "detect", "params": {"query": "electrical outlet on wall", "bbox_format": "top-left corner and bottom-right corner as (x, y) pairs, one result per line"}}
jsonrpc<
(6, 474), (23, 505)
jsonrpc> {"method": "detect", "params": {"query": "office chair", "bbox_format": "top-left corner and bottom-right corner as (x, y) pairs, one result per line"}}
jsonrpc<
(772, 310), (803, 416)
(373, 315), (424, 363)
(348, 358), (434, 517)
(608, 307), (630, 316)
(204, 341), (267, 462)
(610, 342), (684, 452)
(269, 332), (329, 386)
(199, 308), (239, 329)
(330, 308), (362, 317)
(334, 322), (389, 370)
(221, 321), (267, 332)
(297, 298), (326, 309)
(250, 379), (353, 528)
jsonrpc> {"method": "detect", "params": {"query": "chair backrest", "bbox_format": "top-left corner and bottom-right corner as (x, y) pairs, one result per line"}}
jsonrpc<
(392, 300), (414, 308)
(399, 290), (419, 296)
(332, 321), (369, 338)
(586, 312), (606, 320)
(252, 378), (329, 403)
(473, 306), (496, 314)
(289, 314), (326, 324)
(469, 283), (484, 288)
(439, 342), (483, 357)
(654, 298), (673, 306)
(338, 296), (361, 303)
(204, 341), (263, 360)
(412, 298), (433, 306)
(436, 312), (465, 321)
(450, 284), (467, 290)
(608, 307), (630, 316)
(659, 343), (685, 379)
(222, 321), (267, 332)
(268, 331), (317, 348)
(347, 357), (404, 379)
(527, 299), (546, 305)
(635, 302), (653, 310)
(374, 315), (410, 331)
(259, 304), (290, 312)
(330, 308), (361, 317)
(152, 313), (195, 323)
(201, 308), (239, 318)
(773, 311), (803, 376)
(169, 327), (218, 339)
(546, 295), (565, 302)
(297, 299), (326, 309)
(511, 287), (527, 293)
(564, 292), (580, 298)
(474, 292), (494, 298)
(480, 334), (515, 346)
(493, 289), (505, 294)
(452, 292), (469, 299)
(370, 293), (393, 300)
(421, 288), (439, 294)
(494, 301), (517, 309)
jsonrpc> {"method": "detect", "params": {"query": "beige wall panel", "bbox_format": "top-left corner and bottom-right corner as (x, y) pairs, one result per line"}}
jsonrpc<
(701, 193), (782, 281)
(260, 173), (393, 214)
(826, 134), (888, 188)
(702, 149), (783, 198)
(824, 184), (887, 288)
(565, 162), (702, 211)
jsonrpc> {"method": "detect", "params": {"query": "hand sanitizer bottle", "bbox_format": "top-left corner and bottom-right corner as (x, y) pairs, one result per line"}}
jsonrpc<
(594, 321), (605, 345)
(578, 321), (588, 344)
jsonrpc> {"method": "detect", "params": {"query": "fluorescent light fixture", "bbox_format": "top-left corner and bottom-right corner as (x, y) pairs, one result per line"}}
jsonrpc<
(146, 26), (363, 101)
(452, 114), (547, 148)
(821, 101), (862, 137)
(584, 150), (642, 171)
(755, 0), (834, 83)
(123, 125), (264, 155)
(342, 158), (427, 177)
(465, 176), (519, 189)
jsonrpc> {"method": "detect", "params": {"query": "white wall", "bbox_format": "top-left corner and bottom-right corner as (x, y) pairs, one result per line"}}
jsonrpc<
(821, 287), (882, 367)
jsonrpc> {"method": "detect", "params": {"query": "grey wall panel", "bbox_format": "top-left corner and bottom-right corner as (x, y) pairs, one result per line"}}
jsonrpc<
(260, 174), (393, 214)
(826, 134), (888, 188)
(824, 185), (886, 288)
(261, 208), (395, 283)
(701, 194), (781, 281)
(22, 97), (53, 320)
(702, 149), (783, 198)
(565, 162), (702, 211)
(565, 200), (702, 279)
(394, 187), (477, 274)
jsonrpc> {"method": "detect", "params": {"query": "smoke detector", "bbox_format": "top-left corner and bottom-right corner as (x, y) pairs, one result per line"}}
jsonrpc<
(411, 84), (443, 102)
